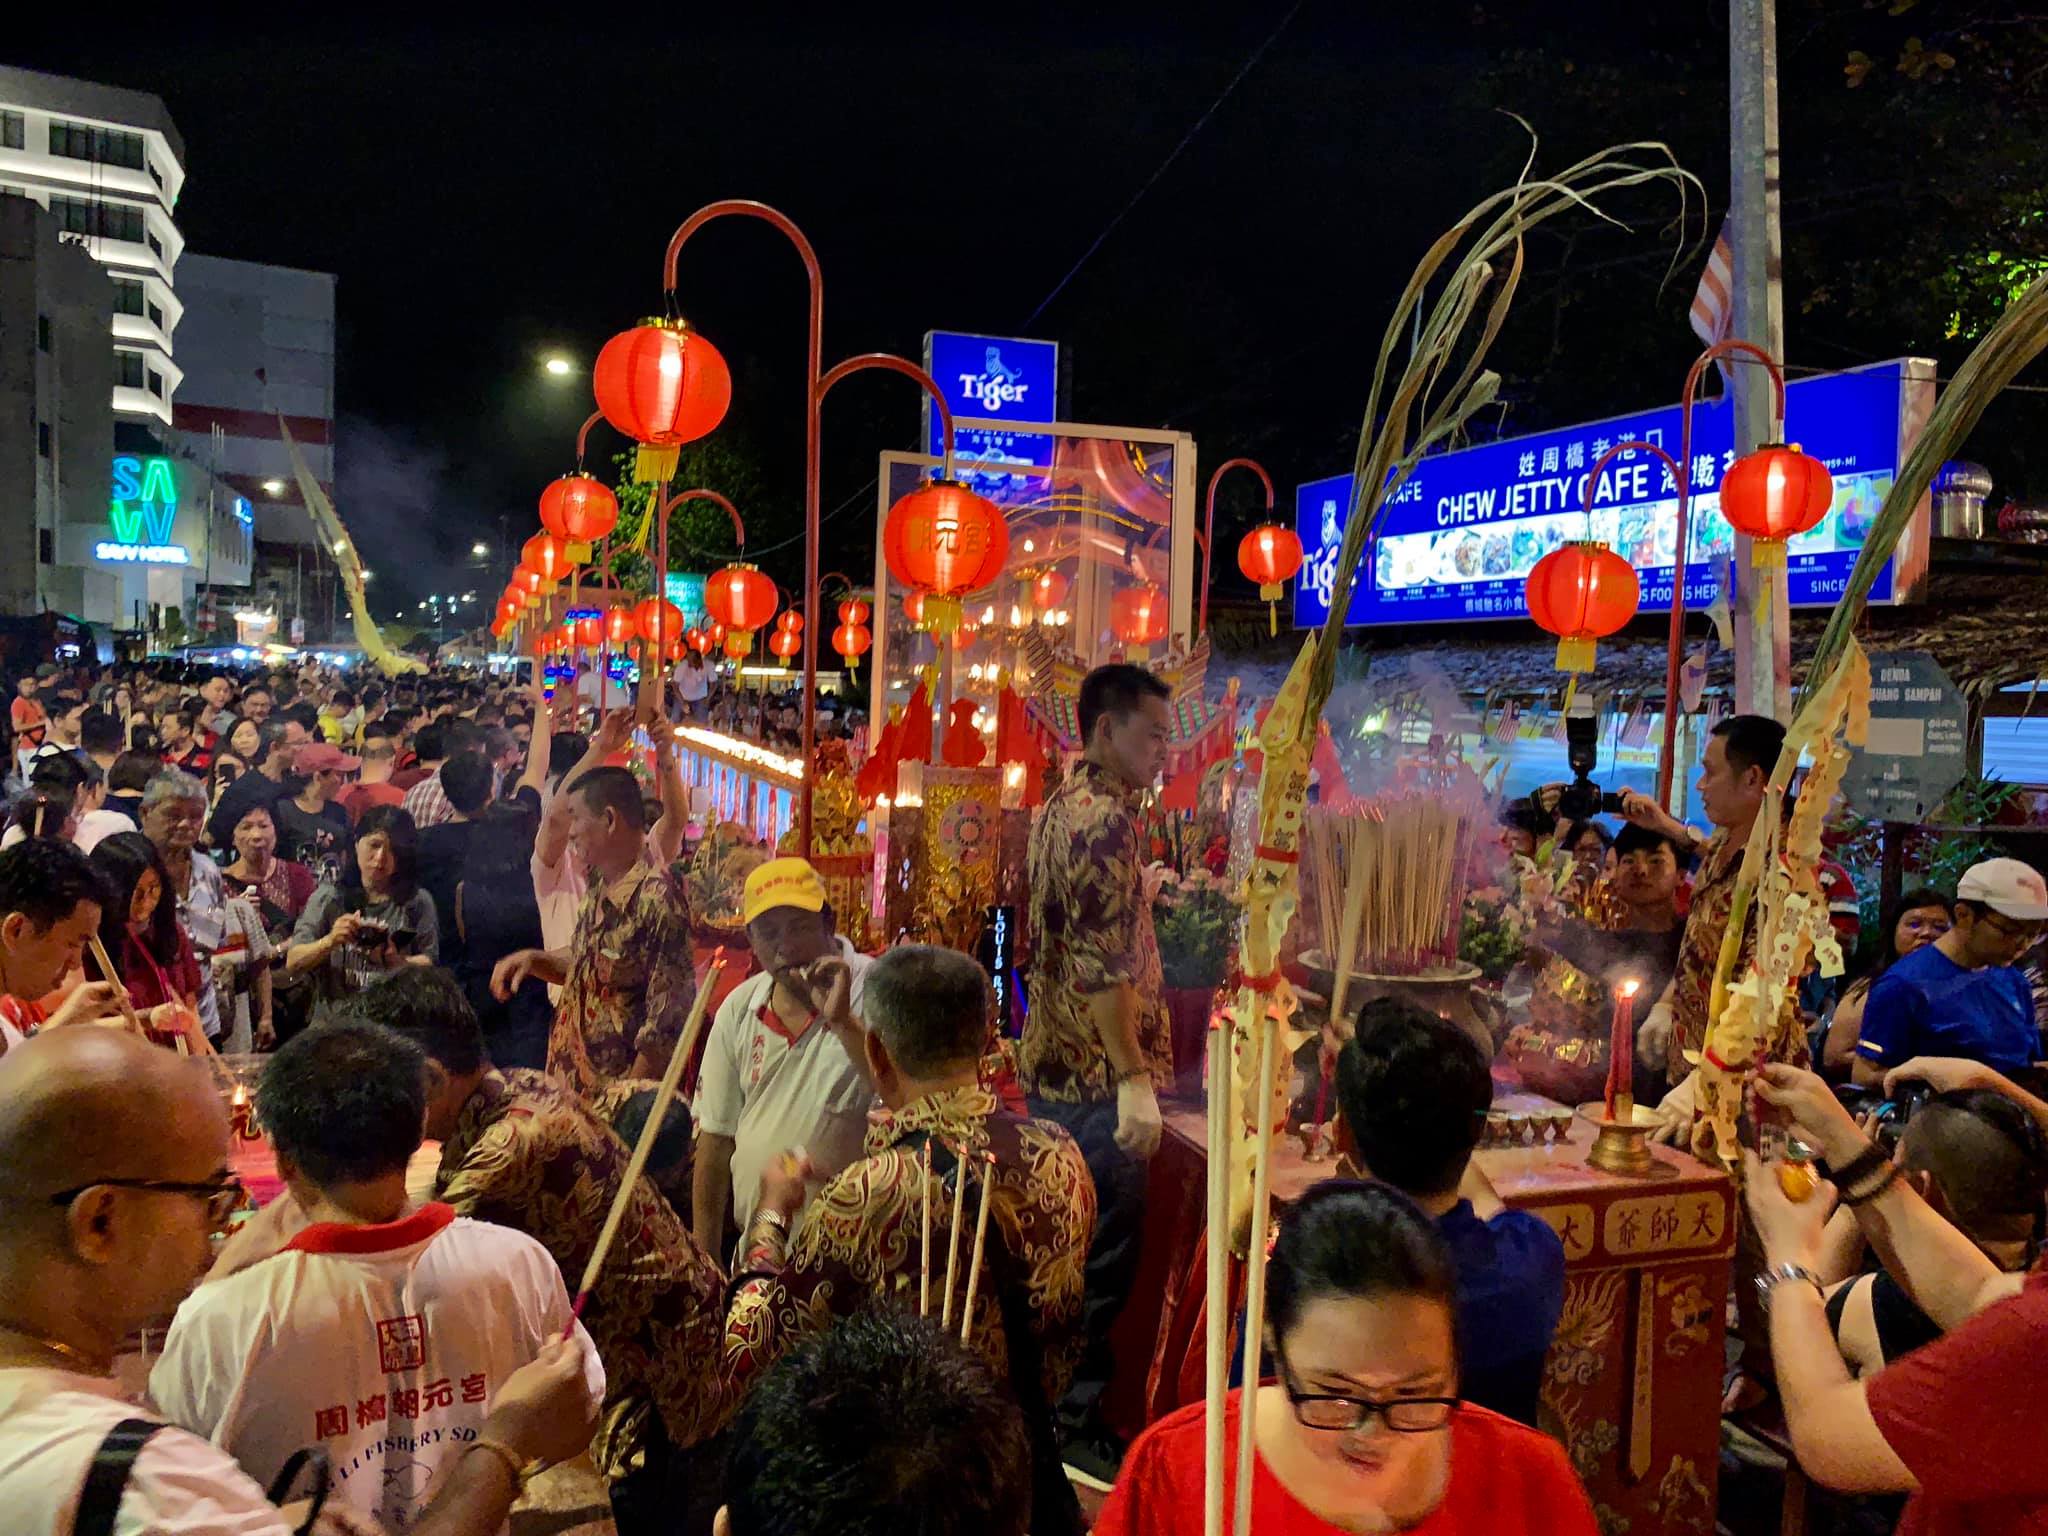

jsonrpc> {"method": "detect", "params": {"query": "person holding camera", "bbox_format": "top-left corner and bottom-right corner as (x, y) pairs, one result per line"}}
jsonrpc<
(286, 804), (438, 1021)
(1849, 858), (2048, 1087)
(1745, 1062), (2048, 1530)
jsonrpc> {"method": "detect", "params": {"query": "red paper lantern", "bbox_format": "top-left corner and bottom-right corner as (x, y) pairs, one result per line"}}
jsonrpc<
(778, 609), (803, 634)
(539, 473), (620, 563)
(903, 590), (927, 628)
(510, 565), (544, 607)
(768, 627), (801, 660)
(708, 620), (727, 646)
(1110, 584), (1169, 657)
(592, 318), (732, 482)
(704, 562), (778, 645)
(723, 630), (752, 660)
(521, 532), (570, 592)
(881, 479), (1007, 633)
(1238, 522), (1305, 635)
(837, 597), (871, 627)
(573, 615), (603, 647)
(832, 621), (872, 668)
(632, 597), (685, 651)
(1525, 541), (1640, 673)
(603, 603), (638, 647)
(1031, 568), (1069, 613)
(1718, 443), (1835, 567)
(685, 625), (708, 655)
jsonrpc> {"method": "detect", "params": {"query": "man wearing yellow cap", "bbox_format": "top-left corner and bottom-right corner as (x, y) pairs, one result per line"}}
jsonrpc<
(691, 856), (874, 1262)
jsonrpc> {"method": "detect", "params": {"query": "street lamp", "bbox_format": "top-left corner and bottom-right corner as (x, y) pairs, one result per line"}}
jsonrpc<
(543, 356), (574, 377)
(471, 541), (489, 558)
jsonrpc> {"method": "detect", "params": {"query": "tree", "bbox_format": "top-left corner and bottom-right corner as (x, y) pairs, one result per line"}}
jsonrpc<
(605, 431), (781, 592)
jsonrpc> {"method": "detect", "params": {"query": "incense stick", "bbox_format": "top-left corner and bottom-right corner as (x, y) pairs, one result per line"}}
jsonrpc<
(941, 1142), (968, 1329)
(86, 936), (145, 1034)
(1203, 1016), (1234, 1536)
(958, 1151), (996, 1346)
(1231, 1009), (1283, 1536)
(565, 954), (725, 1332)
(920, 1140), (934, 1319)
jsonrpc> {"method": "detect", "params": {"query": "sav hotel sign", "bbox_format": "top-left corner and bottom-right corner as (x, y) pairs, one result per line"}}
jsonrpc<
(98, 454), (190, 565)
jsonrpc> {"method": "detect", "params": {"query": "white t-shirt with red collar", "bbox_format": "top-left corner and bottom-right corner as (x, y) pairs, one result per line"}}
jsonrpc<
(149, 1202), (603, 1534)
(0, 1365), (295, 1535)
(693, 937), (875, 1238)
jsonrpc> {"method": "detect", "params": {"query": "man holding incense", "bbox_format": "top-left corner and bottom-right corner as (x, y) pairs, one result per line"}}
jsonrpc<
(1021, 662), (1175, 1479)
(345, 968), (734, 1536)
(725, 943), (1093, 1533)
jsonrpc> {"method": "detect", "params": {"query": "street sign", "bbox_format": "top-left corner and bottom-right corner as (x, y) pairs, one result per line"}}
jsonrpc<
(1840, 650), (1968, 821)
(921, 330), (1059, 497)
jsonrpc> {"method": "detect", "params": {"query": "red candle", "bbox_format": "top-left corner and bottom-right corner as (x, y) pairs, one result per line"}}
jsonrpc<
(1604, 977), (1642, 1121)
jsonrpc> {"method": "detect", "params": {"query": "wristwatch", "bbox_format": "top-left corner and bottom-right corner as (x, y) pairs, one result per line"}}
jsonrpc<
(1754, 1262), (1823, 1311)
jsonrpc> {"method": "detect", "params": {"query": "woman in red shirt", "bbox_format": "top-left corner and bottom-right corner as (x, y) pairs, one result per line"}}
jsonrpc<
(1095, 1181), (1596, 1536)
(88, 831), (205, 1047)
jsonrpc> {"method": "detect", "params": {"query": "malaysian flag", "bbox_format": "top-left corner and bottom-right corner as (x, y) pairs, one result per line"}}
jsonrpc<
(1489, 699), (1521, 746)
(1619, 699), (1653, 749)
(1690, 219), (1735, 388)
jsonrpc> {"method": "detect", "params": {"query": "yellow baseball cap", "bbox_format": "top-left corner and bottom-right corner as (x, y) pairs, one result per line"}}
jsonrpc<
(742, 857), (828, 925)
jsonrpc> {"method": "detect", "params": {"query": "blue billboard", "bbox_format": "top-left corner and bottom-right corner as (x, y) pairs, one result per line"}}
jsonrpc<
(1294, 359), (1928, 629)
(922, 330), (1059, 494)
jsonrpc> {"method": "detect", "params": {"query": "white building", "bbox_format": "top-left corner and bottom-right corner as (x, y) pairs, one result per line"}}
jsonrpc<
(0, 63), (185, 432)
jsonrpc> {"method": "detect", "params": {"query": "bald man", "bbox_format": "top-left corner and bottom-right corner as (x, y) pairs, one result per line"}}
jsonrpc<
(0, 1027), (598, 1536)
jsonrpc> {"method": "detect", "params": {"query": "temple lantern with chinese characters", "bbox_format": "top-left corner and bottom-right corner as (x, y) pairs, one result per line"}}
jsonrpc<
(1525, 541), (1640, 673)
(592, 318), (732, 483)
(1110, 583), (1168, 659)
(705, 562), (779, 650)
(1237, 523), (1305, 635)
(1719, 443), (1835, 566)
(603, 603), (638, 647)
(632, 597), (685, 653)
(881, 479), (1007, 635)
(539, 473), (620, 563)
(521, 532), (570, 593)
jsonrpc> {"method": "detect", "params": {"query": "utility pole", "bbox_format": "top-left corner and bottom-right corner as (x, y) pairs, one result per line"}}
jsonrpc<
(1729, 0), (1789, 720)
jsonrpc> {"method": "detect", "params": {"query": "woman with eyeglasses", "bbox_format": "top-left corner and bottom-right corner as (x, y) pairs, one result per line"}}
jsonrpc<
(1095, 1181), (1595, 1536)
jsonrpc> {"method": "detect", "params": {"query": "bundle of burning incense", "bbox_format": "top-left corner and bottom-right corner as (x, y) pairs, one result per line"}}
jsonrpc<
(1303, 796), (1476, 977)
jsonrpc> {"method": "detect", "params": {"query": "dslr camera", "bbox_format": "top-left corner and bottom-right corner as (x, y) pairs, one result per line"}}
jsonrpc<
(1546, 700), (1629, 822)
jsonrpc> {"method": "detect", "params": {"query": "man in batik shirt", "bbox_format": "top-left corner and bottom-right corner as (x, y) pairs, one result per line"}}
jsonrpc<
(357, 968), (732, 1536)
(1020, 662), (1174, 1473)
(726, 944), (1092, 1530)
(491, 765), (695, 1094)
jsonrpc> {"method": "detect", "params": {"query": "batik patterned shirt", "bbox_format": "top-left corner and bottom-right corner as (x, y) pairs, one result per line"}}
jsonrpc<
(435, 1068), (730, 1476)
(1668, 828), (1809, 1087)
(724, 1085), (1094, 1408)
(1021, 758), (1173, 1103)
(547, 860), (696, 1094)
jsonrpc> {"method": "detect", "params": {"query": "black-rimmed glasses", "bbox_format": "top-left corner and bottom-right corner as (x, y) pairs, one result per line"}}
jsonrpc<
(47, 1177), (247, 1230)
(1273, 1339), (1458, 1433)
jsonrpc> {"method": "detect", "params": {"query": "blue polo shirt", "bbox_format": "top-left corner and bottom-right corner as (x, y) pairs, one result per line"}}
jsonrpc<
(1436, 1201), (1567, 1427)
(1857, 943), (2041, 1076)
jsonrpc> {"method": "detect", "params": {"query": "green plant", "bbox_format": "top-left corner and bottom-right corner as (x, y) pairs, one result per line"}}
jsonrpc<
(1153, 869), (1240, 990)
(1834, 774), (2024, 959)
(1459, 886), (1530, 982)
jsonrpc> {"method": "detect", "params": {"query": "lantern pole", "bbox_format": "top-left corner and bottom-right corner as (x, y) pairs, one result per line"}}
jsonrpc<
(574, 410), (605, 469)
(1657, 339), (1786, 806)
(659, 487), (748, 552)
(1200, 458), (1275, 634)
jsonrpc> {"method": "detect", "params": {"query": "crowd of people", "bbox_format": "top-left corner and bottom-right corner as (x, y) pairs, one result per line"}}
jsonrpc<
(0, 652), (2045, 1534)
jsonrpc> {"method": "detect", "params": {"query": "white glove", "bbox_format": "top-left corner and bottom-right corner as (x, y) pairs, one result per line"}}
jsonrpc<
(1636, 998), (1676, 1073)
(1648, 1071), (1698, 1146)
(1114, 1075), (1164, 1160)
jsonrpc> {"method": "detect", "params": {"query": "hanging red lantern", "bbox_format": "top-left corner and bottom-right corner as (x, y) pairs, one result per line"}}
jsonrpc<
(1030, 567), (1069, 613)
(603, 603), (638, 647)
(573, 615), (603, 647)
(632, 597), (685, 652)
(837, 596), (871, 627)
(708, 619), (727, 647)
(511, 565), (544, 607)
(1110, 584), (1169, 658)
(723, 630), (753, 660)
(768, 627), (801, 661)
(496, 595), (522, 627)
(832, 621), (872, 671)
(1525, 541), (1640, 673)
(903, 590), (928, 629)
(881, 479), (1007, 633)
(1718, 443), (1835, 567)
(592, 317), (732, 482)
(1237, 523), (1306, 636)
(777, 609), (803, 634)
(704, 562), (779, 649)
(521, 532), (571, 593)
(685, 625), (708, 655)
(539, 473), (620, 564)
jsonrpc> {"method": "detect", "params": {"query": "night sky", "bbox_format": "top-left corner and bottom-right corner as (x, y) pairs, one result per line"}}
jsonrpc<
(9, 5), (1952, 618)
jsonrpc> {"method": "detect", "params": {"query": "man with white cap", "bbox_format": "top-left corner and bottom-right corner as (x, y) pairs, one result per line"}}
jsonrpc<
(690, 857), (872, 1263)
(1854, 857), (2048, 1084)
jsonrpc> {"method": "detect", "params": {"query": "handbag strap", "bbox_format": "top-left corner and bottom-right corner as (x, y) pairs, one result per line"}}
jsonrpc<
(73, 1417), (163, 1536)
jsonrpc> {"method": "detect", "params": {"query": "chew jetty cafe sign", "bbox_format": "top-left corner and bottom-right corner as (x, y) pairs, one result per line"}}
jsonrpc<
(1293, 357), (1934, 629)
(98, 454), (191, 565)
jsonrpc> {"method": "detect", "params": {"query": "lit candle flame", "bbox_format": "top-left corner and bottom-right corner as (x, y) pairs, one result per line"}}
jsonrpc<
(1618, 978), (1641, 999)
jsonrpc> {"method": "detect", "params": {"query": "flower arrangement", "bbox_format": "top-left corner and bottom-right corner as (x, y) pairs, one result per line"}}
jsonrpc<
(1459, 884), (1531, 982)
(1152, 866), (1241, 990)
